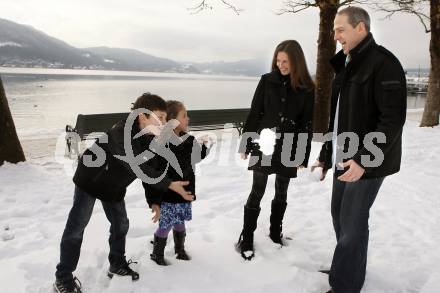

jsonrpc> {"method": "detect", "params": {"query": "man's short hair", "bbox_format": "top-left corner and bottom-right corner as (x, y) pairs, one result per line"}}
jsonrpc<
(131, 92), (167, 114)
(337, 6), (371, 32)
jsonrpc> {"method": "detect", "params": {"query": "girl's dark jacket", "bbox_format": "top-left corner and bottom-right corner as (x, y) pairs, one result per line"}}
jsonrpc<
(73, 119), (171, 205)
(318, 33), (407, 179)
(240, 70), (314, 178)
(144, 132), (209, 204)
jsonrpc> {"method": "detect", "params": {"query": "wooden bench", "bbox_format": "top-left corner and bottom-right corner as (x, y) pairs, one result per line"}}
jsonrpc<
(65, 108), (250, 157)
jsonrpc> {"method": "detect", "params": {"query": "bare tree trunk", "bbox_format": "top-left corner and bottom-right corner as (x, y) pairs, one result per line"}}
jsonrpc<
(0, 76), (26, 165)
(313, 0), (339, 133)
(420, 0), (440, 127)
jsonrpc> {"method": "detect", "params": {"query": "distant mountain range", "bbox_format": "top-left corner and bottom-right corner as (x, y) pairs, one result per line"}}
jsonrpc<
(0, 18), (267, 76)
(189, 59), (269, 76)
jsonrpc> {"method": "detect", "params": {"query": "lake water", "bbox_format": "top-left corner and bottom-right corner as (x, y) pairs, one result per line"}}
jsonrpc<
(1, 68), (258, 138)
(0, 67), (426, 139)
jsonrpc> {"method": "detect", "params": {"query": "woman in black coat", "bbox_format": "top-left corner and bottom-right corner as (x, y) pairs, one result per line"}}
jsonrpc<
(237, 40), (315, 260)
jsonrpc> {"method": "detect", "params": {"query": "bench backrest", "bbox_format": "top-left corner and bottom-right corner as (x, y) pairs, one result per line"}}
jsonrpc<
(74, 113), (128, 139)
(72, 108), (250, 139)
(186, 108), (249, 128)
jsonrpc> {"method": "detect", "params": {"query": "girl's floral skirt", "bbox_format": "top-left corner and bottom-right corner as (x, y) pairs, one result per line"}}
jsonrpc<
(159, 202), (192, 230)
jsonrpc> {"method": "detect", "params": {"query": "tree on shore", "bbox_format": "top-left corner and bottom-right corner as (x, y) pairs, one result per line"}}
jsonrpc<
(192, 0), (368, 133)
(193, 0), (438, 128)
(370, 0), (439, 127)
(0, 77), (26, 166)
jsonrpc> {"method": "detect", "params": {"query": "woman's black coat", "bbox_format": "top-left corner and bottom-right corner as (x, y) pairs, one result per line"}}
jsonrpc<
(240, 70), (314, 178)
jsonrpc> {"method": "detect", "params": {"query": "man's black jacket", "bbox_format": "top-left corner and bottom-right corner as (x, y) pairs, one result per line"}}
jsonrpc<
(319, 33), (407, 179)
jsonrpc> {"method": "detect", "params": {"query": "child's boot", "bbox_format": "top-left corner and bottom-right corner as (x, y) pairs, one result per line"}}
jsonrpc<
(150, 235), (169, 266)
(173, 230), (191, 260)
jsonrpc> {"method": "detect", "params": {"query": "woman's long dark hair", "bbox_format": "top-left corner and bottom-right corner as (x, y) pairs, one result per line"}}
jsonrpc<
(271, 40), (315, 91)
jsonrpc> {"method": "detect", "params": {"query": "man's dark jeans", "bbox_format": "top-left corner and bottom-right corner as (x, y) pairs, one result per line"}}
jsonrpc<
(330, 176), (385, 293)
(55, 186), (129, 281)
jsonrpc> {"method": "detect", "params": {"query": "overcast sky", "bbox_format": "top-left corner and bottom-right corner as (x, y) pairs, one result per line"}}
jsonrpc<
(0, 0), (431, 72)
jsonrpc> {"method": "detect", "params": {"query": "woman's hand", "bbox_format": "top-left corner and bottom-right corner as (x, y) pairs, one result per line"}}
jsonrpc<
(310, 161), (328, 181)
(240, 153), (248, 160)
(151, 204), (160, 223)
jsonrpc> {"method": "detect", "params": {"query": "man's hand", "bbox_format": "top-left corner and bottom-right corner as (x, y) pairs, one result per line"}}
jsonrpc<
(169, 181), (194, 201)
(310, 161), (328, 181)
(240, 153), (248, 160)
(337, 160), (365, 182)
(151, 204), (160, 223)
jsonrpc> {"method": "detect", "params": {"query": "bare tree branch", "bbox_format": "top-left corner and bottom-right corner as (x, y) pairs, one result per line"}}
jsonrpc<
(277, 0), (370, 15)
(277, 1), (318, 15)
(413, 11), (431, 32)
(190, 0), (211, 14)
(369, 0), (431, 33)
(190, 0), (242, 15)
(219, 0), (242, 14)
(339, 0), (370, 7)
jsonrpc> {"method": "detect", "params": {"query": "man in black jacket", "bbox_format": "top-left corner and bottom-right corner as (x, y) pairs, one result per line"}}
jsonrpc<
(311, 7), (407, 293)
(54, 93), (193, 293)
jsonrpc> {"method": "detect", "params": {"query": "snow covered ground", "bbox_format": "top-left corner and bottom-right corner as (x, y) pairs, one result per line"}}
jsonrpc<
(1, 116), (439, 293)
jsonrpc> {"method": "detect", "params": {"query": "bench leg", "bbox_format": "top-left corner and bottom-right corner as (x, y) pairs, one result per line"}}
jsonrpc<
(65, 137), (72, 157)
(65, 132), (81, 159)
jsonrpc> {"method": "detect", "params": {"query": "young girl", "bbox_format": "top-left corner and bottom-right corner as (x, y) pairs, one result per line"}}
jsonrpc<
(148, 100), (211, 266)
